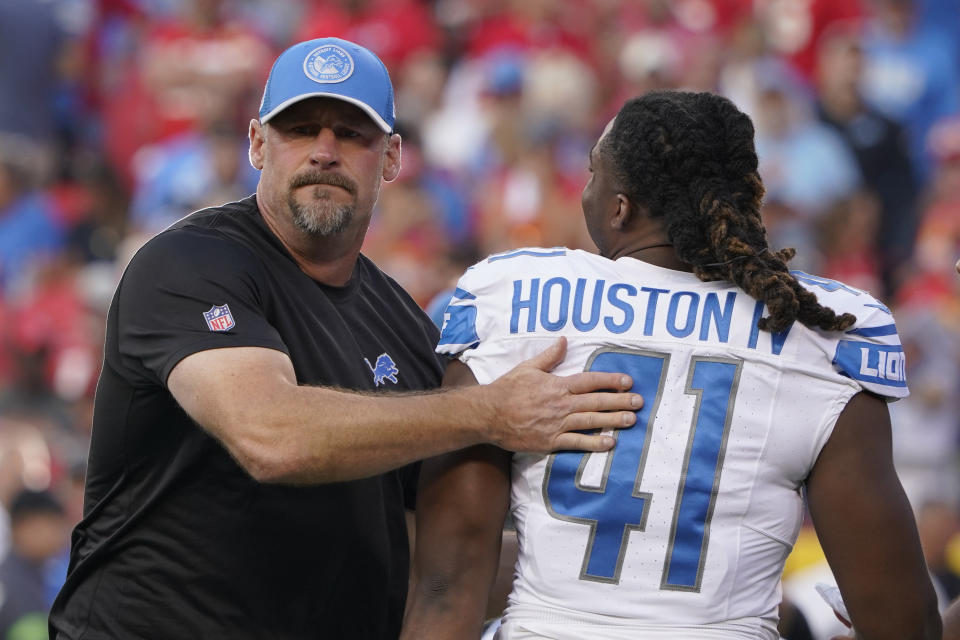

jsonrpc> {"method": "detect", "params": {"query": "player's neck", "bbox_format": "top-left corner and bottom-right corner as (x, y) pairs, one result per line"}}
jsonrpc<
(617, 242), (694, 272)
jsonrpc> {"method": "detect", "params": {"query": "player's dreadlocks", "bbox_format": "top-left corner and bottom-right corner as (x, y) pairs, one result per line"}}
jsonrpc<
(600, 90), (856, 333)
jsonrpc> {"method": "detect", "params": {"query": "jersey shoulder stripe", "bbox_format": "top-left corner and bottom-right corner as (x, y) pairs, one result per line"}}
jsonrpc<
(790, 271), (907, 398)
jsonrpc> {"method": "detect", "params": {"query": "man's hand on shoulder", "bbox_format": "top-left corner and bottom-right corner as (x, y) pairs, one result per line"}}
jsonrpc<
(479, 337), (642, 453)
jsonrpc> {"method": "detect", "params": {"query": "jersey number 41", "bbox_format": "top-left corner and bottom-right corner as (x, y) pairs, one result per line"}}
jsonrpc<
(543, 348), (741, 591)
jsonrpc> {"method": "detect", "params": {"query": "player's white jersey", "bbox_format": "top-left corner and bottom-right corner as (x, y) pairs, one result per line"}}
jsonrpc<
(436, 247), (908, 640)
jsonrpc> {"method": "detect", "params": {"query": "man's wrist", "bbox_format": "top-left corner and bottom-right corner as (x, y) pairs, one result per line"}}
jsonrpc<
(450, 383), (498, 446)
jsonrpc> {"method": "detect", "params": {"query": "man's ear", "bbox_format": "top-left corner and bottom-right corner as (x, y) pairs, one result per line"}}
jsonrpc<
(611, 194), (631, 230)
(248, 119), (265, 171)
(382, 133), (402, 182)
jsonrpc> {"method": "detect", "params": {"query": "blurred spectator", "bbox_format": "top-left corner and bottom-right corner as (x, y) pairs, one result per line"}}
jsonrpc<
(63, 158), (130, 267)
(756, 0), (864, 81)
(472, 122), (590, 256)
(888, 307), (960, 508)
(860, 0), (960, 181)
(815, 24), (920, 296)
(915, 0), (960, 77)
(0, 446), (24, 563)
(424, 47), (528, 175)
(3, 263), (102, 410)
(394, 50), (450, 131)
(0, 0), (69, 145)
(0, 135), (64, 298)
(45, 461), (87, 607)
(101, 0), (272, 186)
(753, 64), (862, 218)
(462, 0), (595, 61)
(750, 62), (862, 274)
(601, 0), (750, 115)
(758, 199), (821, 275)
(295, 0), (440, 69)
(0, 490), (67, 640)
(362, 160), (457, 306)
(914, 115), (960, 278)
(523, 50), (598, 134)
(815, 192), (884, 295)
(130, 118), (259, 234)
(917, 501), (960, 602)
(379, 126), (472, 245)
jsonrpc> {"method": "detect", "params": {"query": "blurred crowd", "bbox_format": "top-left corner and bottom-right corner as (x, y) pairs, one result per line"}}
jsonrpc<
(0, 0), (958, 638)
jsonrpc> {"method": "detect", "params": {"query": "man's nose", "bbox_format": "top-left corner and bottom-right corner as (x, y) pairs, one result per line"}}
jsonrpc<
(309, 128), (339, 167)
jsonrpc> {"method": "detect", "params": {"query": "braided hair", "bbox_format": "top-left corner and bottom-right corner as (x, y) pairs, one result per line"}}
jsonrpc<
(599, 90), (855, 333)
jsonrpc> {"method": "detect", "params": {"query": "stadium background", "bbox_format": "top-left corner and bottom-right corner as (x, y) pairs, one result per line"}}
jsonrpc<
(0, 0), (958, 637)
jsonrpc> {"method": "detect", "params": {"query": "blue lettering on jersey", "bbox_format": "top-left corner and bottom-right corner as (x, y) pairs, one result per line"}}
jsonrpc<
(747, 300), (792, 355)
(700, 292), (736, 342)
(438, 289), (480, 348)
(506, 278), (787, 354)
(662, 357), (739, 591)
(572, 278), (604, 331)
(544, 350), (662, 584)
(834, 340), (907, 387)
(667, 291), (700, 338)
(543, 350), (740, 589)
(364, 353), (399, 386)
(641, 287), (669, 336)
(511, 278), (540, 333)
(604, 283), (636, 333)
(541, 277), (571, 331)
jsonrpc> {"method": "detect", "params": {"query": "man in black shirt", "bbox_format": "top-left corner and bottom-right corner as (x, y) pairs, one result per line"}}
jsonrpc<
(48, 37), (642, 640)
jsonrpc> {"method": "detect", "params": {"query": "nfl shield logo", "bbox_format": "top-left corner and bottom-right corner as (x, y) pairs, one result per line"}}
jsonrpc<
(203, 304), (235, 332)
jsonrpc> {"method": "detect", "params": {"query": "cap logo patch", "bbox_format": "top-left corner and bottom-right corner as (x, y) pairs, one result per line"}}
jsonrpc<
(203, 304), (235, 332)
(303, 44), (355, 84)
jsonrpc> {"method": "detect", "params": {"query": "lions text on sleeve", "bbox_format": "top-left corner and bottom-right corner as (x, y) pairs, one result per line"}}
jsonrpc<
(437, 248), (907, 640)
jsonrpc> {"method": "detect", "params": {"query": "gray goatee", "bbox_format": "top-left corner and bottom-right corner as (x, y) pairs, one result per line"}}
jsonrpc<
(287, 172), (358, 236)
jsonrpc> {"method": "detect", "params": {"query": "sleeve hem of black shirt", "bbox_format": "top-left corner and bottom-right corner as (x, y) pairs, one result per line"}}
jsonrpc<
(158, 337), (290, 388)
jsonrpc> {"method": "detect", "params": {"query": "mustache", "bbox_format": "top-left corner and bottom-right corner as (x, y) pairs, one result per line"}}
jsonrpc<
(289, 172), (357, 195)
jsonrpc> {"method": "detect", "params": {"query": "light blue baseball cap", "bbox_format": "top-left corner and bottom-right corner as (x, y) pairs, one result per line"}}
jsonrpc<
(258, 37), (395, 133)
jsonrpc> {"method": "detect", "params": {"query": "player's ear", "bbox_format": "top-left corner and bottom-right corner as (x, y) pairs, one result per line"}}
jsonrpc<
(611, 193), (632, 230)
(382, 133), (402, 182)
(249, 119), (266, 171)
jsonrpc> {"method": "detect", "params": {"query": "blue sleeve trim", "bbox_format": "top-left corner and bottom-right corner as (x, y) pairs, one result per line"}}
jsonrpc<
(790, 270), (863, 295)
(488, 249), (567, 263)
(833, 340), (907, 387)
(453, 287), (476, 300)
(863, 301), (892, 315)
(437, 303), (480, 348)
(845, 323), (898, 337)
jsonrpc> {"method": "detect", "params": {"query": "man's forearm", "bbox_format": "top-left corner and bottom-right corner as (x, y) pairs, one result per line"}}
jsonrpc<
(232, 383), (493, 484)
(170, 340), (641, 484)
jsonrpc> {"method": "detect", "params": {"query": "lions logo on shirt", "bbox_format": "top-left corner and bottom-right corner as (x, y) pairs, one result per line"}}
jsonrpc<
(365, 353), (399, 386)
(303, 44), (354, 83)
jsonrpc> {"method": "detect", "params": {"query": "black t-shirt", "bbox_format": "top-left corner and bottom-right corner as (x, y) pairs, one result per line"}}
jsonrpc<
(49, 196), (444, 640)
